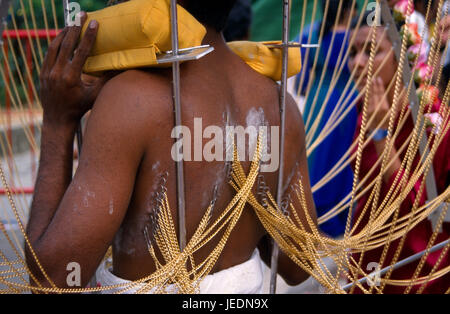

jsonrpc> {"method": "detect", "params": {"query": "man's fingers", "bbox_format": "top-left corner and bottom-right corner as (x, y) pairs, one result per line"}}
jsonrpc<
(71, 19), (99, 74)
(41, 28), (68, 77)
(56, 12), (87, 64)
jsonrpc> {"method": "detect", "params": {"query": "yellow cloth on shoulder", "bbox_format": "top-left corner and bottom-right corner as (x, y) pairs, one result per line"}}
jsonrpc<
(81, 0), (206, 73)
(81, 0), (301, 81)
(227, 41), (301, 81)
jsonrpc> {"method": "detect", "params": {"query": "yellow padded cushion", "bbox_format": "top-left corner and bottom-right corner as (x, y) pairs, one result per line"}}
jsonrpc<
(80, 0), (302, 81)
(81, 0), (206, 73)
(227, 41), (301, 81)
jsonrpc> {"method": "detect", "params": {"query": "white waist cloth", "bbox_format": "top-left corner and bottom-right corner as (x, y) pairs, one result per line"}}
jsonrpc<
(96, 249), (263, 294)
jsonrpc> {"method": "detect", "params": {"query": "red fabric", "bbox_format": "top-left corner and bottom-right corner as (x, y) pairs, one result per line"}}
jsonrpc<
(351, 102), (450, 294)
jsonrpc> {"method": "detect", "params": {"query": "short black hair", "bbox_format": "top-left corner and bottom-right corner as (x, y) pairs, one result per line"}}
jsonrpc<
(181, 0), (238, 32)
(223, 0), (252, 41)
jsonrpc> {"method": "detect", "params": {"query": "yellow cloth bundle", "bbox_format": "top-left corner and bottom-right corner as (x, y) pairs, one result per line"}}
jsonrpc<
(228, 41), (301, 81)
(81, 0), (301, 81)
(81, 0), (206, 73)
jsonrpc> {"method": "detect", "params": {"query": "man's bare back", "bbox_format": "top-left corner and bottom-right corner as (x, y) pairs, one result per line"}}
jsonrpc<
(93, 34), (315, 283)
(26, 6), (315, 290)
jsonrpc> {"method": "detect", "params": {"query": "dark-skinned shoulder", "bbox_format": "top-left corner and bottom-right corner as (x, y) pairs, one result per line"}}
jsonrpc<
(96, 69), (173, 112)
(90, 69), (174, 146)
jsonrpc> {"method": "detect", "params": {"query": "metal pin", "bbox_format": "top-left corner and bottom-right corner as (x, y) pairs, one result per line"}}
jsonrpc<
(166, 44), (210, 54)
(342, 238), (450, 291)
(210, 185), (219, 208)
(169, 0), (187, 252)
(143, 226), (153, 250)
(207, 185), (219, 221)
(257, 175), (269, 209)
(281, 195), (291, 216)
(301, 44), (320, 48)
(149, 211), (156, 227)
(225, 161), (233, 181)
(155, 192), (165, 209)
(270, 0), (291, 295)
(264, 42), (320, 49)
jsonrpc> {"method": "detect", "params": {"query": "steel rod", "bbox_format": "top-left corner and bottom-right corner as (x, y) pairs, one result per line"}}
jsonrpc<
(265, 43), (319, 48)
(341, 238), (450, 291)
(270, 0), (291, 294)
(170, 0), (186, 251)
(166, 44), (210, 54)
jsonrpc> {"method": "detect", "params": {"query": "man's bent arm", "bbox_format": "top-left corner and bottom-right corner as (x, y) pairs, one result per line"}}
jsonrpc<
(25, 73), (151, 289)
(25, 121), (77, 280)
(24, 16), (148, 289)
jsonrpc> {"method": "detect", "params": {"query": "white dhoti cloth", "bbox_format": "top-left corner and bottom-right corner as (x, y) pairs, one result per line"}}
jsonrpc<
(96, 249), (263, 294)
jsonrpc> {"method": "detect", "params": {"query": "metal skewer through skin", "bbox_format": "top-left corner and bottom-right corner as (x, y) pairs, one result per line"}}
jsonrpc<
(264, 43), (320, 48)
(341, 238), (450, 291)
(170, 0), (187, 251)
(270, 0), (291, 295)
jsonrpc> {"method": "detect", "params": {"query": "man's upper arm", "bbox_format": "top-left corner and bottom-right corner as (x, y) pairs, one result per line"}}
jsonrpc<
(34, 72), (160, 286)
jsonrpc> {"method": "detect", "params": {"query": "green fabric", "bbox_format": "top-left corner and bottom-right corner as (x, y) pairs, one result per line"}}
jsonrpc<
(250, 0), (368, 41)
(250, 0), (318, 41)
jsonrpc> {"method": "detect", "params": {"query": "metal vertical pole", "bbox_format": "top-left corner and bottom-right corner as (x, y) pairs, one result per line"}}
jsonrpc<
(270, 0), (290, 294)
(341, 238), (450, 291)
(170, 0), (186, 251)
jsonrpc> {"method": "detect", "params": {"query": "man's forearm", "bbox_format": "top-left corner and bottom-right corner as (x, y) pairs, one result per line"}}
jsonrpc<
(27, 120), (77, 243)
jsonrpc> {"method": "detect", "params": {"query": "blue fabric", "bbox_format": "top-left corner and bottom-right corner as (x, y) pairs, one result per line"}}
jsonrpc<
(295, 22), (358, 237)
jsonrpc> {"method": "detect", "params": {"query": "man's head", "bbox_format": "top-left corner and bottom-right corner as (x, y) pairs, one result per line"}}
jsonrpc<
(223, 0), (252, 41)
(179, 0), (237, 32)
